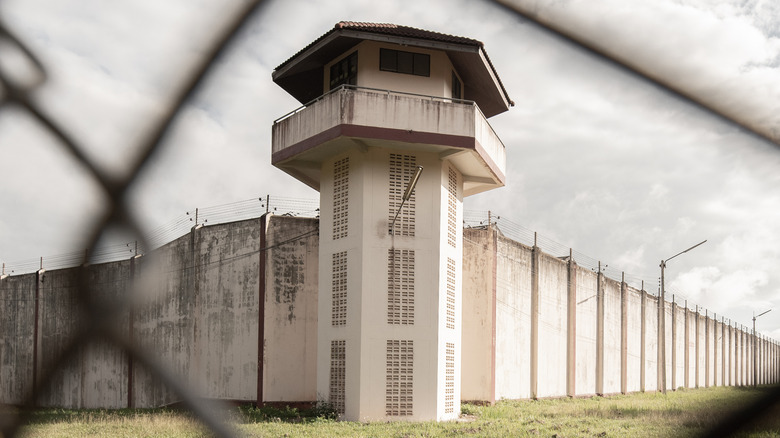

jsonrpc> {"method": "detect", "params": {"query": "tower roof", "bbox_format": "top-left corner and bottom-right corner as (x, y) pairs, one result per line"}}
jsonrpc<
(272, 21), (513, 118)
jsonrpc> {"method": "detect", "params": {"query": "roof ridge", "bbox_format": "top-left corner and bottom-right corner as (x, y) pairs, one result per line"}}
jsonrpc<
(334, 20), (484, 46)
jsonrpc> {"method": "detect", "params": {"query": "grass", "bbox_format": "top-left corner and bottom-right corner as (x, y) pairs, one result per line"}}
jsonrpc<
(8, 386), (780, 437)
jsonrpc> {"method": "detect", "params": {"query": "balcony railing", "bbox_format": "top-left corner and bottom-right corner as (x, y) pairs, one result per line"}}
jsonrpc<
(272, 85), (506, 174)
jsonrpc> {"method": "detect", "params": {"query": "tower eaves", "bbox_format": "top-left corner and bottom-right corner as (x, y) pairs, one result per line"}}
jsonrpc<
(272, 21), (513, 118)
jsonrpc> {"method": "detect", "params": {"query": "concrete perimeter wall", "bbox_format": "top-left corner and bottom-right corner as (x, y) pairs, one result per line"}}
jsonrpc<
(0, 215), (317, 408)
(461, 226), (780, 402)
(1, 218), (778, 408)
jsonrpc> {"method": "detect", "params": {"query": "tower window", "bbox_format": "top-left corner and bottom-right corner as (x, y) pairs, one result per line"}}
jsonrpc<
(330, 51), (358, 90)
(380, 48), (430, 77)
(451, 71), (462, 100)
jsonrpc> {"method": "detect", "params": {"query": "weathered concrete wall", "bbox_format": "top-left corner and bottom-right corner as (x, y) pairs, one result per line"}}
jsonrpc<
(36, 267), (82, 407)
(602, 279), (621, 394)
(0, 273), (36, 404)
(195, 219), (265, 400)
(493, 234), (532, 401)
(664, 306), (673, 391)
(133, 231), (196, 408)
(695, 313), (705, 387)
(0, 216), (314, 408)
(81, 261), (131, 408)
(715, 320), (722, 386)
(644, 295), (658, 392)
(574, 267), (597, 396)
(461, 228), (495, 402)
(673, 305), (686, 389)
(685, 309), (696, 388)
(626, 288), (642, 393)
(263, 216), (318, 402)
(536, 253), (567, 398)
(2, 217), (778, 409)
(33, 263), (130, 409)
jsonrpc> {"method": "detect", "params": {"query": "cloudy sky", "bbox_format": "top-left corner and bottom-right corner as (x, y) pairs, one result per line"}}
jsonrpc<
(1, 0), (779, 336)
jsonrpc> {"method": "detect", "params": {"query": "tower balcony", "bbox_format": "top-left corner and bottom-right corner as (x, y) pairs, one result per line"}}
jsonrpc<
(272, 85), (506, 196)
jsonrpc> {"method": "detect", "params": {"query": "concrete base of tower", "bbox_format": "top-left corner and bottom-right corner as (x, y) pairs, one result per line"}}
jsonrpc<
(315, 144), (463, 422)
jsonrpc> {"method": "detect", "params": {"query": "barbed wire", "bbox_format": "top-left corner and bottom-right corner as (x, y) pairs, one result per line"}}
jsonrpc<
(1, 195), (319, 275)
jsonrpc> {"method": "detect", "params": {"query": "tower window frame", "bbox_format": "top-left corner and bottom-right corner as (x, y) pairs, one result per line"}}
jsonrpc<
(330, 51), (358, 90)
(451, 71), (462, 100)
(380, 48), (430, 77)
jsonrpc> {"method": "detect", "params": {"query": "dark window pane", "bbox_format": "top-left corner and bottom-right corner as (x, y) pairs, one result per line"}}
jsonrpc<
(397, 51), (414, 75)
(413, 53), (430, 77)
(380, 48), (396, 71)
(330, 51), (358, 90)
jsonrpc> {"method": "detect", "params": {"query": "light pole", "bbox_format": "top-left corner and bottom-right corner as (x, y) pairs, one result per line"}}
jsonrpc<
(659, 239), (707, 394)
(753, 309), (771, 386)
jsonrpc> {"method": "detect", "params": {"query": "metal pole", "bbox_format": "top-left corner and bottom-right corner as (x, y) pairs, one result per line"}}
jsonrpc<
(754, 315), (757, 386)
(660, 260), (666, 393)
(753, 309), (772, 386)
(658, 239), (706, 394)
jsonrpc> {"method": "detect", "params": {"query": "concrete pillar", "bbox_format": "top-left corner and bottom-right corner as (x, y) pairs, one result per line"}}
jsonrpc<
(761, 336), (766, 384)
(745, 327), (749, 385)
(728, 322), (732, 387)
(737, 327), (741, 385)
(761, 336), (764, 384)
(566, 253), (576, 397)
(256, 213), (269, 407)
(735, 325), (740, 386)
(657, 290), (662, 392)
(684, 303), (689, 388)
(695, 307), (700, 388)
(767, 338), (770, 384)
(620, 274), (627, 395)
(640, 287), (646, 392)
(743, 326), (748, 385)
(596, 266), (604, 396)
(128, 255), (138, 408)
(530, 243), (539, 399)
(33, 268), (44, 401)
(742, 326), (746, 385)
(720, 316), (728, 386)
(705, 310), (709, 388)
(713, 313), (717, 386)
(671, 297), (676, 390)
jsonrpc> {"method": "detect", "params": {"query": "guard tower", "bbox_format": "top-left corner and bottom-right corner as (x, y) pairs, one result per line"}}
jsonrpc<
(271, 21), (511, 421)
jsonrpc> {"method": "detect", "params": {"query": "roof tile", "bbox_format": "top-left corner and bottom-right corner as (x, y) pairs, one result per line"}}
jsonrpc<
(333, 21), (483, 46)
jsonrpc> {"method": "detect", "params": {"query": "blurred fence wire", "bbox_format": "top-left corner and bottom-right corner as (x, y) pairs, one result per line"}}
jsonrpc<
(0, 0), (777, 436)
(0, 1), (268, 437)
(1, 196), (319, 275)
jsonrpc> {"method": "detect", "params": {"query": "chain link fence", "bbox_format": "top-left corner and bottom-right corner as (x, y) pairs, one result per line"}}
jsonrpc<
(0, 0), (777, 436)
